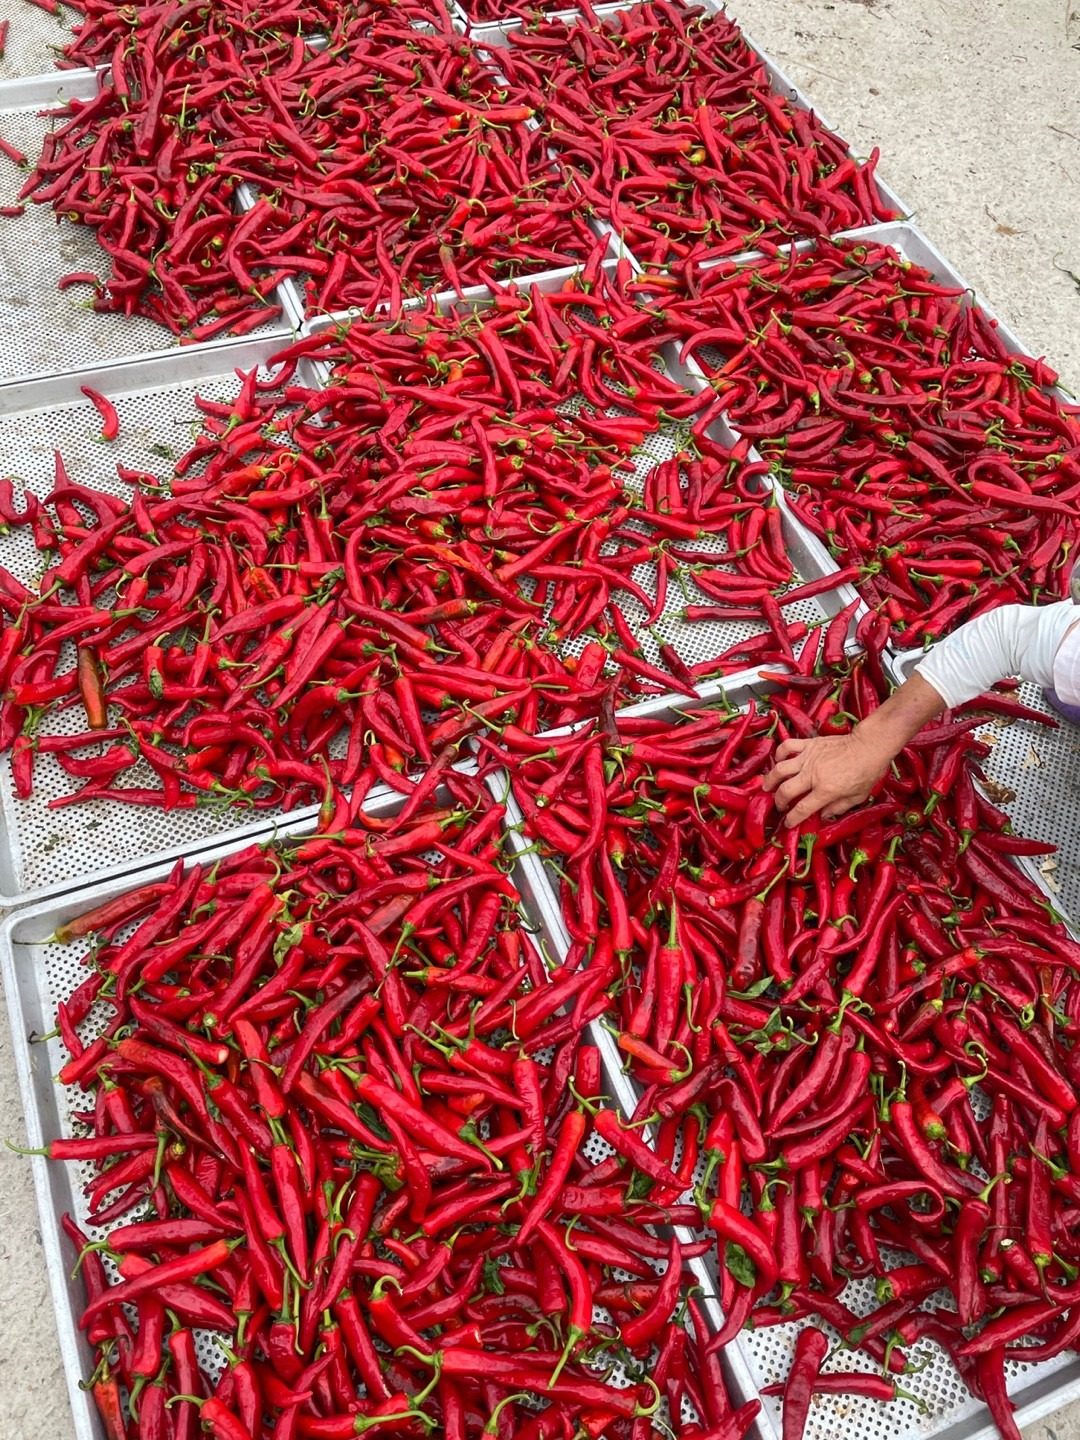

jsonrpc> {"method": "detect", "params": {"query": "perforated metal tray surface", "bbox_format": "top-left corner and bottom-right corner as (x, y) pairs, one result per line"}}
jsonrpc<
(0, 0), (80, 80)
(0, 74), (293, 382)
(498, 685), (1080, 1440)
(0, 338), (334, 906)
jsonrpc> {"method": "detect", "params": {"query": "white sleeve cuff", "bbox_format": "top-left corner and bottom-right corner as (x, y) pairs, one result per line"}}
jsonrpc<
(914, 601), (1077, 710)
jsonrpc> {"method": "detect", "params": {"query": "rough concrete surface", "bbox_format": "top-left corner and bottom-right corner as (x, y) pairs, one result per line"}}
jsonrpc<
(725, 0), (1080, 394)
(0, 2), (1079, 1439)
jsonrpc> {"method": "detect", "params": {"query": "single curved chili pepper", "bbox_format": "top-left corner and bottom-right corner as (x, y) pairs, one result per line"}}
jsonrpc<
(81, 386), (120, 442)
(780, 1326), (829, 1439)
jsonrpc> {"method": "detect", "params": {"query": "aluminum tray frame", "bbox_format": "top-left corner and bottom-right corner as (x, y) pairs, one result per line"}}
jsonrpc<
(0, 72), (295, 385)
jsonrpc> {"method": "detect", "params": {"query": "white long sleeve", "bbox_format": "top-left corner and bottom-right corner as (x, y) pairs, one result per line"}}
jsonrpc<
(914, 601), (1078, 710)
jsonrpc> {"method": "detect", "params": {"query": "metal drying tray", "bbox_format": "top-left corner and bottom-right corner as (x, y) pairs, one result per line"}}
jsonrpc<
(803, 221), (1068, 392)
(0, 71), (293, 385)
(1, 824), (322, 1439)
(670, 219), (1079, 639)
(498, 683), (1080, 1440)
(684, 220), (1070, 405)
(698, 0), (907, 222)
(304, 259), (868, 691)
(3, 763), (695, 1440)
(0, 266), (858, 905)
(888, 646), (1080, 935)
(0, 335), (332, 907)
(0, 771), (493, 1440)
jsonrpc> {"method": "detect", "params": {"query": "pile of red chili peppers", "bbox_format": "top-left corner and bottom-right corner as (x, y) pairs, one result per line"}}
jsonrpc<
(10, 0), (894, 332)
(493, 3), (894, 264)
(0, 253), (821, 812)
(480, 651), (1080, 1439)
(650, 237), (1080, 646)
(21, 3), (593, 333)
(46, 776), (759, 1439)
(7, 1), (1080, 1438)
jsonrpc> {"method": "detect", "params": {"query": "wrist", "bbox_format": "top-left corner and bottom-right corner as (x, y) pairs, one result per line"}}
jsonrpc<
(848, 714), (901, 774)
(860, 674), (946, 751)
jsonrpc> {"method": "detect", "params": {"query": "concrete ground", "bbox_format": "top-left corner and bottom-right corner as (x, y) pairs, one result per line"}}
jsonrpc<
(0, 1), (1079, 1437)
(725, 0), (1080, 394)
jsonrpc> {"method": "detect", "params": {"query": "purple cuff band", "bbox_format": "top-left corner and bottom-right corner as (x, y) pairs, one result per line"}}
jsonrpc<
(1044, 688), (1080, 727)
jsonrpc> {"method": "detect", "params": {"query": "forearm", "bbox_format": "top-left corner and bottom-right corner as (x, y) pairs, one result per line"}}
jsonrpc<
(853, 673), (946, 767)
(915, 601), (1075, 710)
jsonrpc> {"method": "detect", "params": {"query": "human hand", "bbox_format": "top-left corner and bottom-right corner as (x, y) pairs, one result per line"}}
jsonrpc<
(761, 731), (892, 829)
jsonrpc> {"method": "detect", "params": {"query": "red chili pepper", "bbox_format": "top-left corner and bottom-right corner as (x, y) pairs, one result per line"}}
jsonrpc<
(780, 1327), (829, 1439)
(761, 1373), (916, 1403)
(76, 647), (107, 730)
(93, 1373), (127, 1440)
(707, 1199), (779, 1294)
(81, 386), (120, 442)
(80, 1239), (232, 1330)
(620, 1233), (682, 1349)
